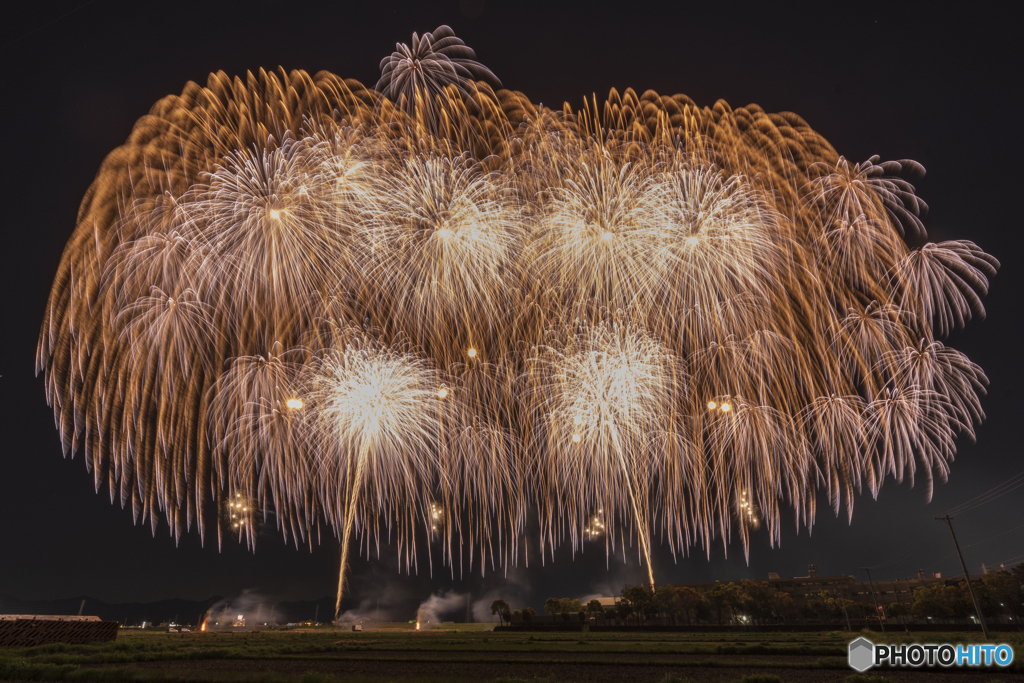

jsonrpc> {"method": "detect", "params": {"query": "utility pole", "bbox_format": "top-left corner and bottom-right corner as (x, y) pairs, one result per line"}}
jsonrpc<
(860, 568), (885, 633)
(839, 585), (851, 632)
(314, 604), (319, 625)
(892, 581), (910, 634)
(937, 515), (989, 639)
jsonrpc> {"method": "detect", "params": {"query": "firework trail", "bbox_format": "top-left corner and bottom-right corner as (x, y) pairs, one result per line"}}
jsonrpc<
(306, 329), (449, 617)
(36, 26), (998, 617)
(529, 320), (680, 586)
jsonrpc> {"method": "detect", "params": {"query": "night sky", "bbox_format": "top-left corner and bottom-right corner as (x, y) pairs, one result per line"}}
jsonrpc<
(2, 2), (1021, 615)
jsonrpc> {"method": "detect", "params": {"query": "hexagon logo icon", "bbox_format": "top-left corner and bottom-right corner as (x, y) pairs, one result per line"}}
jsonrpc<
(848, 637), (874, 672)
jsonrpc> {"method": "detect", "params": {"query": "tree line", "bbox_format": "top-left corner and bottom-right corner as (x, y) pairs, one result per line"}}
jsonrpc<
(489, 564), (1023, 627)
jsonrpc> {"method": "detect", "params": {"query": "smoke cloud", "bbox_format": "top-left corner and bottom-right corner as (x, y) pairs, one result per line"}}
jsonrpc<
(202, 590), (277, 628)
(415, 591), (468, 628)
(469, 569), (534, 622)
(335, 594), (401, 624)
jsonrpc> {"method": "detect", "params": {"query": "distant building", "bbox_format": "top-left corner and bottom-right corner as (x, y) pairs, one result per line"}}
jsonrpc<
(664, 567), (858, 605)
(753, 566), (945, 606)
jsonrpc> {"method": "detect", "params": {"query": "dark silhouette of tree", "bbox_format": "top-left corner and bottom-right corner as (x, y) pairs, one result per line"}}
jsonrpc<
(979, 570), (1023, 622)
(653, 585), (681, 624)
(558, 598), (582, 614)
(912, 583), (972, 625)
(737, 580), (777, 624)
(621, 584), (654, 625)
(705, 583), (738, 625)
(490, 599), (511, 625)
(772, 591), (796, 624)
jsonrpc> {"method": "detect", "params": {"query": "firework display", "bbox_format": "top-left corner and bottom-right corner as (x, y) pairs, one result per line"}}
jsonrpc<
(37, 26), (997, 618)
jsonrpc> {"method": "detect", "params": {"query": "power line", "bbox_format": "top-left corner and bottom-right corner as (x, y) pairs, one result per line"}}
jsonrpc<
(959, 520), (1024, 550)
(939, 470), (1024, 518)
(866, 517), (1022, 578)
(925, 520), (1024, 566)
(3, 1), (98, 50)
(929, 545), (1024, 580)
(986, 553), (1024, 569)
(970, 551), (1024, 575)
(866, 528), (938, 572)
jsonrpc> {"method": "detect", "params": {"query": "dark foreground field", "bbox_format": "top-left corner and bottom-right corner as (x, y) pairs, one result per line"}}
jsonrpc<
(1, 626), (1021, 683)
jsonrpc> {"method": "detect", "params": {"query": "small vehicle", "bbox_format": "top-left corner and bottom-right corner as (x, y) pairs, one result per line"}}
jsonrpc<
(167, 628), (179, 633)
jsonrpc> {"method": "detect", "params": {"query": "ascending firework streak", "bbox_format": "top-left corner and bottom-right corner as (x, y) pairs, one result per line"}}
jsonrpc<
(307, 331), (448, 617)
(530, 321), (680, 587)
(37, 26), (999, 618)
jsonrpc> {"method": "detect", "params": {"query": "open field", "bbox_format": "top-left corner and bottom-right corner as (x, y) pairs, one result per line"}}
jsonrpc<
(1, 626), (1021, 683)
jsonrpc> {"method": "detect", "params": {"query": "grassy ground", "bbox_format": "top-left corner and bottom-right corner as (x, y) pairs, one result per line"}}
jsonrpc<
(1, 626), (1021, 683)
